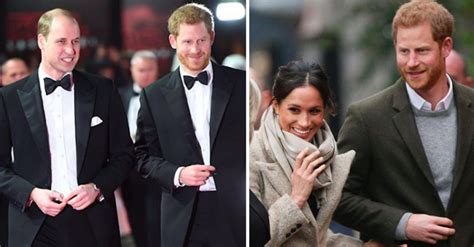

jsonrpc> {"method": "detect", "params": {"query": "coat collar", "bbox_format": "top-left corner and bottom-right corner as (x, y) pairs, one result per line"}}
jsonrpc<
(17, 71), (50, 164)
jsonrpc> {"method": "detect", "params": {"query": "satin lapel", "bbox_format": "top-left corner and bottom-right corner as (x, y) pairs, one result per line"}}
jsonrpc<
(210, 63), (234, 150)
(74, 71), (96, 173)
(451, 84), (474, 193)
(160, 70), (202, 156)
(391, 80), (436, 187)
(17, 72), (50, 164)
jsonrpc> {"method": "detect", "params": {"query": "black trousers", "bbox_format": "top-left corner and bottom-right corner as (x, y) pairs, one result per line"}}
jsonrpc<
(184, 191), (233, 247)
(32, 206), (96, 247)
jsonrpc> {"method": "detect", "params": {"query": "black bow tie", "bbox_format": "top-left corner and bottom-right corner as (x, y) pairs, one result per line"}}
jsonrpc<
(132, 89), (140, 96)
(183, 71), (208, 89)
(44, 74), (72, 95)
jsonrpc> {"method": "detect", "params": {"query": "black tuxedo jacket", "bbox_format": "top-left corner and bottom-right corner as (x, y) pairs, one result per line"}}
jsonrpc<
(135, 63), (246, 247)
(118, 83), (162, 247)
(0, 69), (135, 247)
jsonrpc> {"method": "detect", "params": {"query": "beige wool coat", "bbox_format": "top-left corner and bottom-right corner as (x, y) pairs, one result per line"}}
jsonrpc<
(250, 130), (362, 247)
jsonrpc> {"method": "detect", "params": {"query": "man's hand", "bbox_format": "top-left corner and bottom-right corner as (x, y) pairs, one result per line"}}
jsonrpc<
(406, 214), (455, 244)
(179, 165), (215, 186)
(30, 188), (66, 216)
(64, 183), (99, 210)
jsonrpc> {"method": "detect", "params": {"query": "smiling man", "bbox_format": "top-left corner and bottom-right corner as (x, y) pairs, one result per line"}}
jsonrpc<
(0, 8), (134, 247)
(334, 0), (474, 246)
(135, 3), (245, 247)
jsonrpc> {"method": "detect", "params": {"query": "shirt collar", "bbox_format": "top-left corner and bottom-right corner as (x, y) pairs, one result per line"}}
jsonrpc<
(179, 61), (213, 90)
(405, 74), (453, 112)
(132, 83), (142, 94)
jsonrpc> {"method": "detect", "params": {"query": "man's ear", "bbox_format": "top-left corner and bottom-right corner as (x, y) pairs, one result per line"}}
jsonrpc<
(37, 34), (46, 50)
(209, 31), (215, 46)
(441, 36), (453, 58)
(169, 34), (177, 49)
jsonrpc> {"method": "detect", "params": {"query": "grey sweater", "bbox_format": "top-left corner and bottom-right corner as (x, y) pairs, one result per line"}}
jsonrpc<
(413, 102), (457, 210)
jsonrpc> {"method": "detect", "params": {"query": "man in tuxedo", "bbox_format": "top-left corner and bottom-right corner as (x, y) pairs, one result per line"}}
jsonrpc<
(118, 50), (161, 247)
(0, 8), (134, 247)
(0, 57), (30, 247)
(334, 1), (474, 246)
(1, 58), (30, 86)
(135, 3), (245, 247)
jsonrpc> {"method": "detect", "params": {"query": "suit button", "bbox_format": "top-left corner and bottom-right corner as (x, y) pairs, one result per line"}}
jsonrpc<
(291, 227), (297, 233)
(285, 233), (291, 238)
(296, 223), (302, 228)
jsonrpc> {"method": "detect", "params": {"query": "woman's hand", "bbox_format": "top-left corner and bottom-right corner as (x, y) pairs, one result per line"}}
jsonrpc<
(290, 148), (327, 208)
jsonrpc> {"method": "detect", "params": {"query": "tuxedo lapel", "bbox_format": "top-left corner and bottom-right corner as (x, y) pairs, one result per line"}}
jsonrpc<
(74, 71), (96, 173)
(17, 72), (50, 164)
(451, 84), (474, 194)
(160, 70), (202, 156)
(391, 80), (436, 187)
(210, 63), (234, 150)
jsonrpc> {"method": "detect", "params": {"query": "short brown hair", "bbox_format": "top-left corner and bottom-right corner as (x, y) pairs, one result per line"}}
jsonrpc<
(37, 8), (77, 38)
(392, 0), (454, 44)
(168, 3), (214, 36)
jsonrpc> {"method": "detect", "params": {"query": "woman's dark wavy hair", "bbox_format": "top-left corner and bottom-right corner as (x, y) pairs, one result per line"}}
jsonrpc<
(272, 60), (336, 115)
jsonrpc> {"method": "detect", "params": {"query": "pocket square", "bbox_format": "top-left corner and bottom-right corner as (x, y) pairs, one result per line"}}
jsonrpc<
(91, 116), (103, 127)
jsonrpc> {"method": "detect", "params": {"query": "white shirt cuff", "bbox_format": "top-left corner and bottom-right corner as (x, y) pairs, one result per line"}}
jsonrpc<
(395, 212), (412, 240)
(173, 167), (186, 188)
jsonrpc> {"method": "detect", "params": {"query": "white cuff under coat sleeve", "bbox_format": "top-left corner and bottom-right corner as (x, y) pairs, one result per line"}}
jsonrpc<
(395, 212), (412, 240)
(173, 166), (185, 187)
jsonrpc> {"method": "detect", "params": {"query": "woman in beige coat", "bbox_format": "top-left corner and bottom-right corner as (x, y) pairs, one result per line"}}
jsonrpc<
(250, 61), (362, 247)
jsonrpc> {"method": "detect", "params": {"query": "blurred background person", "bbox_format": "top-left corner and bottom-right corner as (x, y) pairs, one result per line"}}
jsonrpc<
(1, 57), (30, 86)
(250, 67), (272, 130)
(121, 50), (159, 141)
(446, 49), (473, 88)
(222, 53), (245, 70)
(118, 50), (161, 247)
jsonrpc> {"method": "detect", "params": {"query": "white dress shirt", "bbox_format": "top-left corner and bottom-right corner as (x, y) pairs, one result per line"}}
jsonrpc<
(405, 74), (454, 112)
(173, 62), (216, 191)
(38, 65), (78, 195)
(127, 83), (142, 141)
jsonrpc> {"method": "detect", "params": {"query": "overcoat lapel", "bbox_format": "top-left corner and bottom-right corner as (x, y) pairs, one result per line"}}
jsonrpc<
(210, 63), (234, 151)
(160, 69), (202, 158)
(391, 80), (436, 187)
(17, 72), (50, 164)
(451, 83), (474, 194)
(74, 71), (96, 173)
